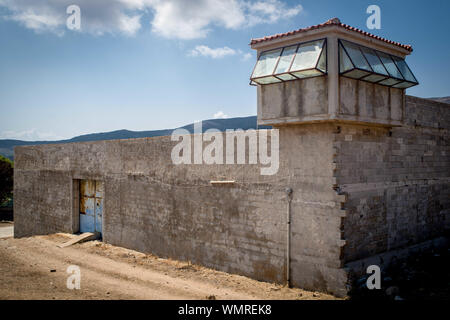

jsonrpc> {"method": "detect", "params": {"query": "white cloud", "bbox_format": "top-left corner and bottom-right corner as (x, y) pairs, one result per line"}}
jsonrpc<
(189, 45), (253, 61)
(242, 52), (253, 61)
(0, 0), (303, 38)
(149, 0), (303, 39)
(0, 0), (147, 36)
(189, 45), (237, 59)
(118, 14), (142, 35)
(244, 0), (303, 27)
(9, 10), (63, 34)
(0, 129), (65, 141)
(213, 111), (229, 119)
(149, 0), (246, 40)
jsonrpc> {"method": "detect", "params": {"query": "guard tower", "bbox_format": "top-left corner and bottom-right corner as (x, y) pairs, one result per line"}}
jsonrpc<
(250, 18), (418, 128)
(249, 19), (424, 296)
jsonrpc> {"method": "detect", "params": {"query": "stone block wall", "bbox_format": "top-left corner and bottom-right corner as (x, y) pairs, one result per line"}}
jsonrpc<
(14, 125), (348, 296)
(334, 96), (450, 272)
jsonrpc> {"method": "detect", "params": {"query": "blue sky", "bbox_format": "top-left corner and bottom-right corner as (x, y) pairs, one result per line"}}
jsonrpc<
(0, 0), (449, 141)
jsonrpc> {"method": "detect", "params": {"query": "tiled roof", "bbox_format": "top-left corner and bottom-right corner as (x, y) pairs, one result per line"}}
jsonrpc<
(250, 18), (413, 52)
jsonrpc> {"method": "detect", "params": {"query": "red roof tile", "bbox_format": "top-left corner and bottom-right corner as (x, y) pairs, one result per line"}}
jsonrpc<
(250, 18), (413, 52)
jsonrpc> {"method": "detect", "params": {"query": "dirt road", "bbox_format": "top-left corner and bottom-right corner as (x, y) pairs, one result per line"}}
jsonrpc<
(0, 232), (337, 300)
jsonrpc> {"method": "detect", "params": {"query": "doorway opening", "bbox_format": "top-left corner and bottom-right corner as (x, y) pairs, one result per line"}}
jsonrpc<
(79, 180), (103, 236)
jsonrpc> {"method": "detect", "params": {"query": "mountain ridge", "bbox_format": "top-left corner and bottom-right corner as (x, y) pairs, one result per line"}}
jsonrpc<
(0, 116), (268, 160)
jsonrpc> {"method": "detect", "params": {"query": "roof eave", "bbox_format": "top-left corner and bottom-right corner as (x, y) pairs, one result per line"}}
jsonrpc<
(250, 24), (412, 57)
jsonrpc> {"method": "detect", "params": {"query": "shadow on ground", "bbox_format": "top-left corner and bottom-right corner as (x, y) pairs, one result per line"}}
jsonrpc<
(349, 243), (450, 301)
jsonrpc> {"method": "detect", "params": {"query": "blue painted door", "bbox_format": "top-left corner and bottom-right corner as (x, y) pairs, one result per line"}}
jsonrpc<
(80, 180), (103, 235)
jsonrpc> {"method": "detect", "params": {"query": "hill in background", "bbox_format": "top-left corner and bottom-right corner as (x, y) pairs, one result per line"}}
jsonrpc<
(0, 116), (269, 160)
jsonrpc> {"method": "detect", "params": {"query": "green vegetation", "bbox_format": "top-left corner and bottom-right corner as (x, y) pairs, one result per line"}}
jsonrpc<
(0, 155), (13, 207)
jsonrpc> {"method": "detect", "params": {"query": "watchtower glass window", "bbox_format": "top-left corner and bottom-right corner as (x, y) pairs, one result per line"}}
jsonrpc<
(250, 39), (327, 85)
(339, 39), (418, 89)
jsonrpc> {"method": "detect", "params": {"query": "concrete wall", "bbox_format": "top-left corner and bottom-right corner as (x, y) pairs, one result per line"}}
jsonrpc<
(339, 77), (404, 124)
(14, 125), (348, 296)
(258, 76), (404, 127)
(13, 95), (450, 296)
(258, 77), (329, 124)
(334, 96), (450, 274)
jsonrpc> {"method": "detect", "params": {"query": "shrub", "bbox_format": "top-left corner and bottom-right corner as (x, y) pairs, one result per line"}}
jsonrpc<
(0, 155), (13, 206)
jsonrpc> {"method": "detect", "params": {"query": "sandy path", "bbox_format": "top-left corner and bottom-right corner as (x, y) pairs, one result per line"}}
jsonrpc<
(0, 233), (338, 300)
(0, 222), (13, 239)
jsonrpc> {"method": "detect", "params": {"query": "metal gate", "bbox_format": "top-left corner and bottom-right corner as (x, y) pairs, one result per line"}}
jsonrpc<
(79, 180), (103, 235)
